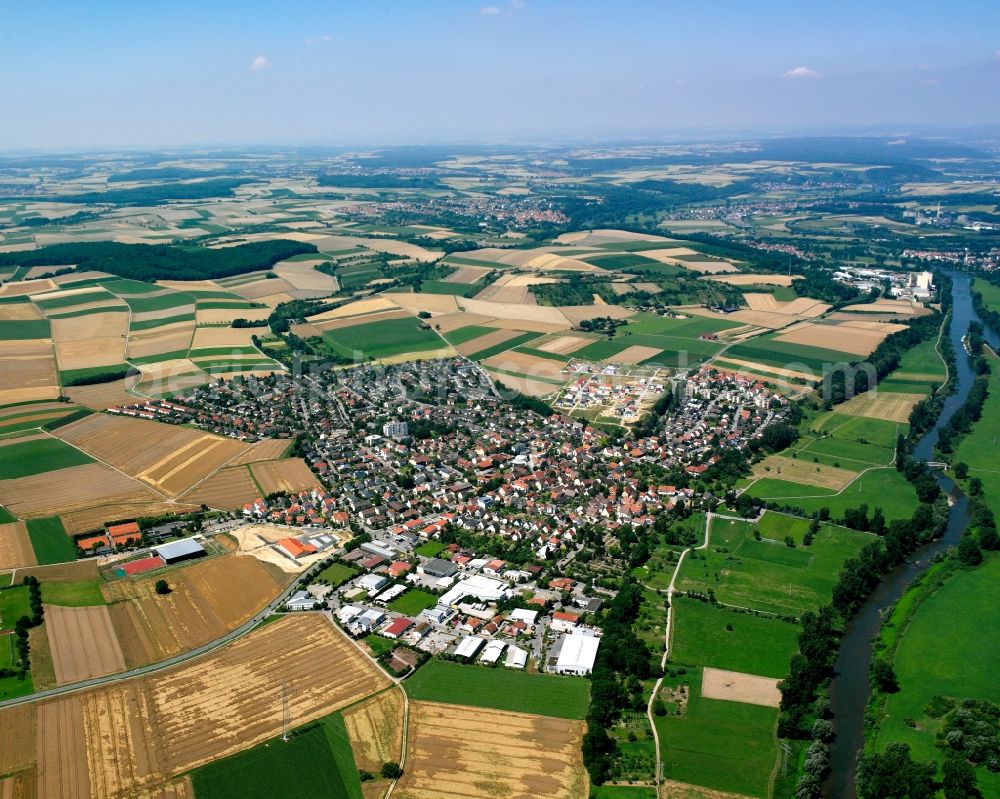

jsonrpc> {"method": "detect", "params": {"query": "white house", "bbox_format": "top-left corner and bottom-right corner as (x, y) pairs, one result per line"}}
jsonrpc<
(286, 590), (317, 611)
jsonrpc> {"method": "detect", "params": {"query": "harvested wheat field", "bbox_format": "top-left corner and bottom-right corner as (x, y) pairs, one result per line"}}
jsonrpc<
(0, 354), (59, 405)
(0, 462), (159, 519)
(556, 228), (671, 246)
(605, 345), (663, 364)
(54, 325), (128, 371)
(774, 321), (904, 357)
(309, 296), (398, 322)
(486, 370), (560, 399)
(0, 302), (42, 320)
(189, 326), (258, 348)
(181, 466), (259, 510)
(483, 351), (567, 382)
(443, 265), (493, 283)
(65, 377), (140, 410)
(272, 261), (339, 293)
(0, 521), (36, 570)
(843, 299), (931, 317)
(837, 391), (925, 423)
(0, 703), (35, 777)
(705, 273), (801, 286)
(0, 279), (57, 298)
(658, 780), (756, 799)
(700, 668), (781, 708)
(0, 771), (35, 799)
(126, 323), (194, 361)
(396, 701), (587, 799)
(343, 688), (405, 772)
(230, 278), (293, 301)
(45, 604), (126, 685)
(475, 284), (533, 304)
(104, 553), (290, 668)
(431, 311), (496, 334)
(536, 335), (593, 355)
(58, 414), (249, 497)
(752, 456), (857, 491)
(229, 438), (292, 465)
(456, 328), (522, 356)
(717, 358), (819, 383)
(383, 292), (459, 316)
(458, 298), (569, 326)
(248, 458), (319, 495)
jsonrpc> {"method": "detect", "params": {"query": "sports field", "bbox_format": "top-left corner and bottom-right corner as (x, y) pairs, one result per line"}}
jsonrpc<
(403, 659), (590, 719)
(675, 513), (872, 616)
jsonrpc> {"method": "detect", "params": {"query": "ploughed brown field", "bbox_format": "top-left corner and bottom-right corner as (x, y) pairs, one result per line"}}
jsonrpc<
(395, 701), (588, 799)
(103, 553), (291, 668)
(8, 615), (388, 799)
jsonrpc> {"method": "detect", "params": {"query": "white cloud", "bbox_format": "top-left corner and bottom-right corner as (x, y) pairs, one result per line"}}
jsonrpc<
(481, 6), (501, 14)
(782, 66), (820, 79)
(306, 34), (333, 45)
(511, 0), (525, 8)
(250, 55), (269, 71)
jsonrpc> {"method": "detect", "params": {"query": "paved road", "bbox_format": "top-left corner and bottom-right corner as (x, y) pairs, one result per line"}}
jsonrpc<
(0, 572), (304, 709)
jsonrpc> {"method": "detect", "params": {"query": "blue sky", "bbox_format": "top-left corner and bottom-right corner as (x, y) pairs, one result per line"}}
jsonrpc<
(1, 0), (998, 149)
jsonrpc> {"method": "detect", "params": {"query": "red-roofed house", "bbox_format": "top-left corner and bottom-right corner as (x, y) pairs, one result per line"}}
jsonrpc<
(381, 617), (414, 639)
(277, 537), (317, 559)
(389, 561), (412, 579)
(551, 611), (580, 633)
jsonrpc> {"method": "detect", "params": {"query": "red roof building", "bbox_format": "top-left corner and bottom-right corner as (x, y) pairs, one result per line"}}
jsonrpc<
(277, 538), (317, 558)
(382, 618), (414, 639)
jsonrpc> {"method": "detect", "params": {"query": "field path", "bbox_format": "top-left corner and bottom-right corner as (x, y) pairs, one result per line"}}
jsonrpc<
(645, 510), (737, 786)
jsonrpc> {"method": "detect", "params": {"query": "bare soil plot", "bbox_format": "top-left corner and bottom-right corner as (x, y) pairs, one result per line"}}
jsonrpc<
(559, 304), (634, 326)
(0, 354), (60, 405)
(701, 667), (781, 708)
(396, 701), (588, 799)
(0, 462), (160, 520)
(0, 279), (57, 297)
(230, 278), (294, 300)
(229, 524), (335, 573)
(707, 273), (801, 286)
(45, 604), (126, 685)
(104, 553), (289, 668)
(475, 284), (533, 304)
(752, 456), (858, 490)
(536, 335), (593, 355)
(0, 521), (36, 570)
(58, 414), (249, 497)
(455, 328), (522, 356)
(443, 265), (494, 283)
(837, 391), (925, 423)
(458, 297), (569, 326)
(182, 466), (259, 509)
(272, 261), (339, 293)
(343, 688), (404, 772)
(248, 458), (319, 495)
(189, 326), (258, 348)
(606, 345), (664, 364)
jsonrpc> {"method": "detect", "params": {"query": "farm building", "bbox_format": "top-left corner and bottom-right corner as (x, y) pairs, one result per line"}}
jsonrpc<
(505, 645), (529, 670)
(554, 632), (601, 676)
(153, 538), (206, 565)
(286, 590), (316, 611)
(479, 640), (506, 665)
(439, 575), (512, 608)
(419, 558), (458, 579)
(382, 617), (414, 639)
(453, 636), (484, 661)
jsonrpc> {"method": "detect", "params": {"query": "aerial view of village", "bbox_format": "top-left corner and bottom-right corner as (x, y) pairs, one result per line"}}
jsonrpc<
(1, 3), (999, 799)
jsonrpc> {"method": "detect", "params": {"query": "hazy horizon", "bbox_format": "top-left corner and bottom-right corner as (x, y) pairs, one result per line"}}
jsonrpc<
(3, 0), (999, 150)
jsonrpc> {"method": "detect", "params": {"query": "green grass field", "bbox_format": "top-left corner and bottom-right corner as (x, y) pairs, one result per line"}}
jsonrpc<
(669, 597), (798, 678)
(623, 311), (743, 338)
(387, 589), (437, 616)
(440, 324), (495, 346)
(404, 659), (590, 719)
(0, 438), (92, 480)
(191, 716), (363, 799)
(952, 354), (1000, 517)
(727, 337), (855, 373)
(465, 332), (539, 361)
(121, 292), (194, 313)
(675, 513), (873, 616)
(414, 541), (445, 557)
(0, 585), (31, 628)
(321, 317), (443, 360)
(0, 632), (13, 669)
(25, 517), (77, 565)
(40, 579), (105, 606)
(316, 562), (359, 588)
(0, 672), (33, 701)
(59, 364), (131, 386)
(875, 555), (1000, 792)
(34, 289), (120, 310)
(655, 672), (778, 798)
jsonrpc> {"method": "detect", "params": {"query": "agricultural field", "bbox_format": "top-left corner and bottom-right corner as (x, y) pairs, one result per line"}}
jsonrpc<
(395, 701), (588, 799)
(102, 553), (291, 667)
(675, 512), (874, 616)
(342, 688), (404, 774)
(44, 604), (126, 684)
(30, 614), (388, 798)
(0, 521), (36, 570)
(873, 556), (1000, 794)
(404, 659), (590, 719)
(0, 437), (93, 480)
(321, 315), (446, 361)
(247, 457), (319, 496)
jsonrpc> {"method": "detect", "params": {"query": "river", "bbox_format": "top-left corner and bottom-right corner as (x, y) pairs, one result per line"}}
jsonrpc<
(823, 272), (1000, 798)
